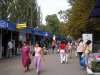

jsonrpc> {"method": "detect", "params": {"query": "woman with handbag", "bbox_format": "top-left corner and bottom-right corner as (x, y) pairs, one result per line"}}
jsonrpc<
(80, 40), (92, 70)
(84, 40), (92, 67)
(21, 41), (31, 72)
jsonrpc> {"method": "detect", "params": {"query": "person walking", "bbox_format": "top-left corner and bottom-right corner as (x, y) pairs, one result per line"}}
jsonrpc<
(84, 40), (92, 68)
(51, 40), (56, 53)
(21, 41), (31, 72)
(68, 42), (72, 58)
(7, 40), (13, 58)
(59, 41), (66, 64)
(79, 40), (92, 70)
(33, 42), (44, 75)
(77, 40), (84, 61)
(76, 40), (85, 69)
(65, 41), (69, 63)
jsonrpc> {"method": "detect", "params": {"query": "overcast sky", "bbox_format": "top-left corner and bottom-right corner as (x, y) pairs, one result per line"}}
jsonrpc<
(37, 0), (70, 24)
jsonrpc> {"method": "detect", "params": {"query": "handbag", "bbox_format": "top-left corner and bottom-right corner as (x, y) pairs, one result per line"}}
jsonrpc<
(80, 56), (85, 66)
(29, 58), (31, 64)
(32, 51), (35, 56)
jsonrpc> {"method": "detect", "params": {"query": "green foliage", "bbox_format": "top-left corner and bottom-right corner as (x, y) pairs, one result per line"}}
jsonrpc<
(66, 0), (96, 39)
(45, 14), (60, 34)
(40, 25), (52, 33)
(0, 0), (38, 27)
(58, 22), (68, 36)
(91, 61), (100, 72)
(0, 0), (13, 19)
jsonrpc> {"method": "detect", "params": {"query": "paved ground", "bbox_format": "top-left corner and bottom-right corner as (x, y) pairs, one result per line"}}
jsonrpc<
(0, 54), (86, 75)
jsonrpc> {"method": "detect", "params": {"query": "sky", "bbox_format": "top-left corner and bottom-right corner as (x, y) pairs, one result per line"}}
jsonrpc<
(37, 0), (70, 24)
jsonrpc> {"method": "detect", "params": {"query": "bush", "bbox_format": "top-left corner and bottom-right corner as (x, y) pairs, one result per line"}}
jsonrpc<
(91, 61), (100, 72)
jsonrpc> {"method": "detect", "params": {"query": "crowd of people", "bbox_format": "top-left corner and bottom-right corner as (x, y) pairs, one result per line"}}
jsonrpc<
(54, 39), (92, 70)
(20, 38), (92, 75)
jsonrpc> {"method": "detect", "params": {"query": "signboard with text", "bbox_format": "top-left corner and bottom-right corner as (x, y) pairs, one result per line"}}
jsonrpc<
(16, 23), (27, 29)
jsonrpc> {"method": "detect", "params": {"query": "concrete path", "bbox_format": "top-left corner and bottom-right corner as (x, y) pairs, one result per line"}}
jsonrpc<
(0, 54), (86, 75)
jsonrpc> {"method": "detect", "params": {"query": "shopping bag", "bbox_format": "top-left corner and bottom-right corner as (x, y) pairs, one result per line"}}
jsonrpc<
(32, 51), (35, 56)
(29, 58), (31, 64)
(80, 56), (85, 66)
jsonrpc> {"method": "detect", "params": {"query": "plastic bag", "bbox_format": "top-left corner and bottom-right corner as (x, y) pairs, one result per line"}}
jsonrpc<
(80, 56), (85, 66)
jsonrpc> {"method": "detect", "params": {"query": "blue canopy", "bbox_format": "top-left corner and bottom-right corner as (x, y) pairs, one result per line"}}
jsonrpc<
(0, 19), (16, 30)
(33, 31), (52, 37)
(90, 0), (100, 17)
(7, 21), (16, 30)
(32, 27), (52, 37)
(0, 19), (8, 28)
(19, 27), (52, 37)
(19, 27), (33, 33)
(33, 27), (42, 32)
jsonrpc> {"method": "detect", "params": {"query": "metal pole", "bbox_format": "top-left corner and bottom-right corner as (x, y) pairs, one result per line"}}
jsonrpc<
(0, 29), (2, 59)
(11, 31), (13, 41)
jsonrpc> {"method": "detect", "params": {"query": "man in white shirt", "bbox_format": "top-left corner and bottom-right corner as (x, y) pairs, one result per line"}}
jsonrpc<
(7, 40), (13, 58)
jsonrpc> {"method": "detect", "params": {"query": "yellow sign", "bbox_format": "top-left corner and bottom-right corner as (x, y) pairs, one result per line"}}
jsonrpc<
(16, 23), (27, 29)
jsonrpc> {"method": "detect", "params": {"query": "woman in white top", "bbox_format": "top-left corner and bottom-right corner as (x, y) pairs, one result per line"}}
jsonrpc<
(77, 40), (84, 61)
(33, 42), (44, 75)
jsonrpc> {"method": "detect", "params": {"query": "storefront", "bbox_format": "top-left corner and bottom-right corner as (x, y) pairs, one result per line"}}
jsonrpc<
(0, 19), (19, 59)
(19, 28), (34, 45)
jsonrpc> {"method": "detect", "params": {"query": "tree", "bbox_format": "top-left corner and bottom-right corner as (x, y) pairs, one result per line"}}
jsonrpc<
(0, 0), (13, 19)
(39, 25), (52, 33)
(66, 0), (96, 39)
(58, 22), (68, 36)
(0, 0), (39, 27)
(45, 14), (60, 34)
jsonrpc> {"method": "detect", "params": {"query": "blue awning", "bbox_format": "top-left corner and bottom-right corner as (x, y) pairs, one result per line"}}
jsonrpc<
(33, 27), (42, 32)
(90, 0), (100, 17)
(19, 27), (52, 37)
(0, 19), (8, 28)
(19, 28), (33, 33)
(19, 27), (42, 34)
(33, 30), (52, 37)
(0, 19), (16, 30)
(7, 21), (16, 30)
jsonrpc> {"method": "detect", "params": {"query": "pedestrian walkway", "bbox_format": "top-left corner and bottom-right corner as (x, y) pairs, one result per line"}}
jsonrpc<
(0, 54), (86, 75)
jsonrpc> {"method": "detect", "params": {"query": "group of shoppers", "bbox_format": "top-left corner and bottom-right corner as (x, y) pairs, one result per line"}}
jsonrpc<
(21, 41), (44, 75)
(76, 39), (92, 69)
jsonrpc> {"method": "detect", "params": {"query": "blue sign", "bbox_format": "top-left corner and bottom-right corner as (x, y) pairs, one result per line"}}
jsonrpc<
(7, 21), (16, 30)
(0, 19), (16, 30)
(0, 19), (8, 28)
